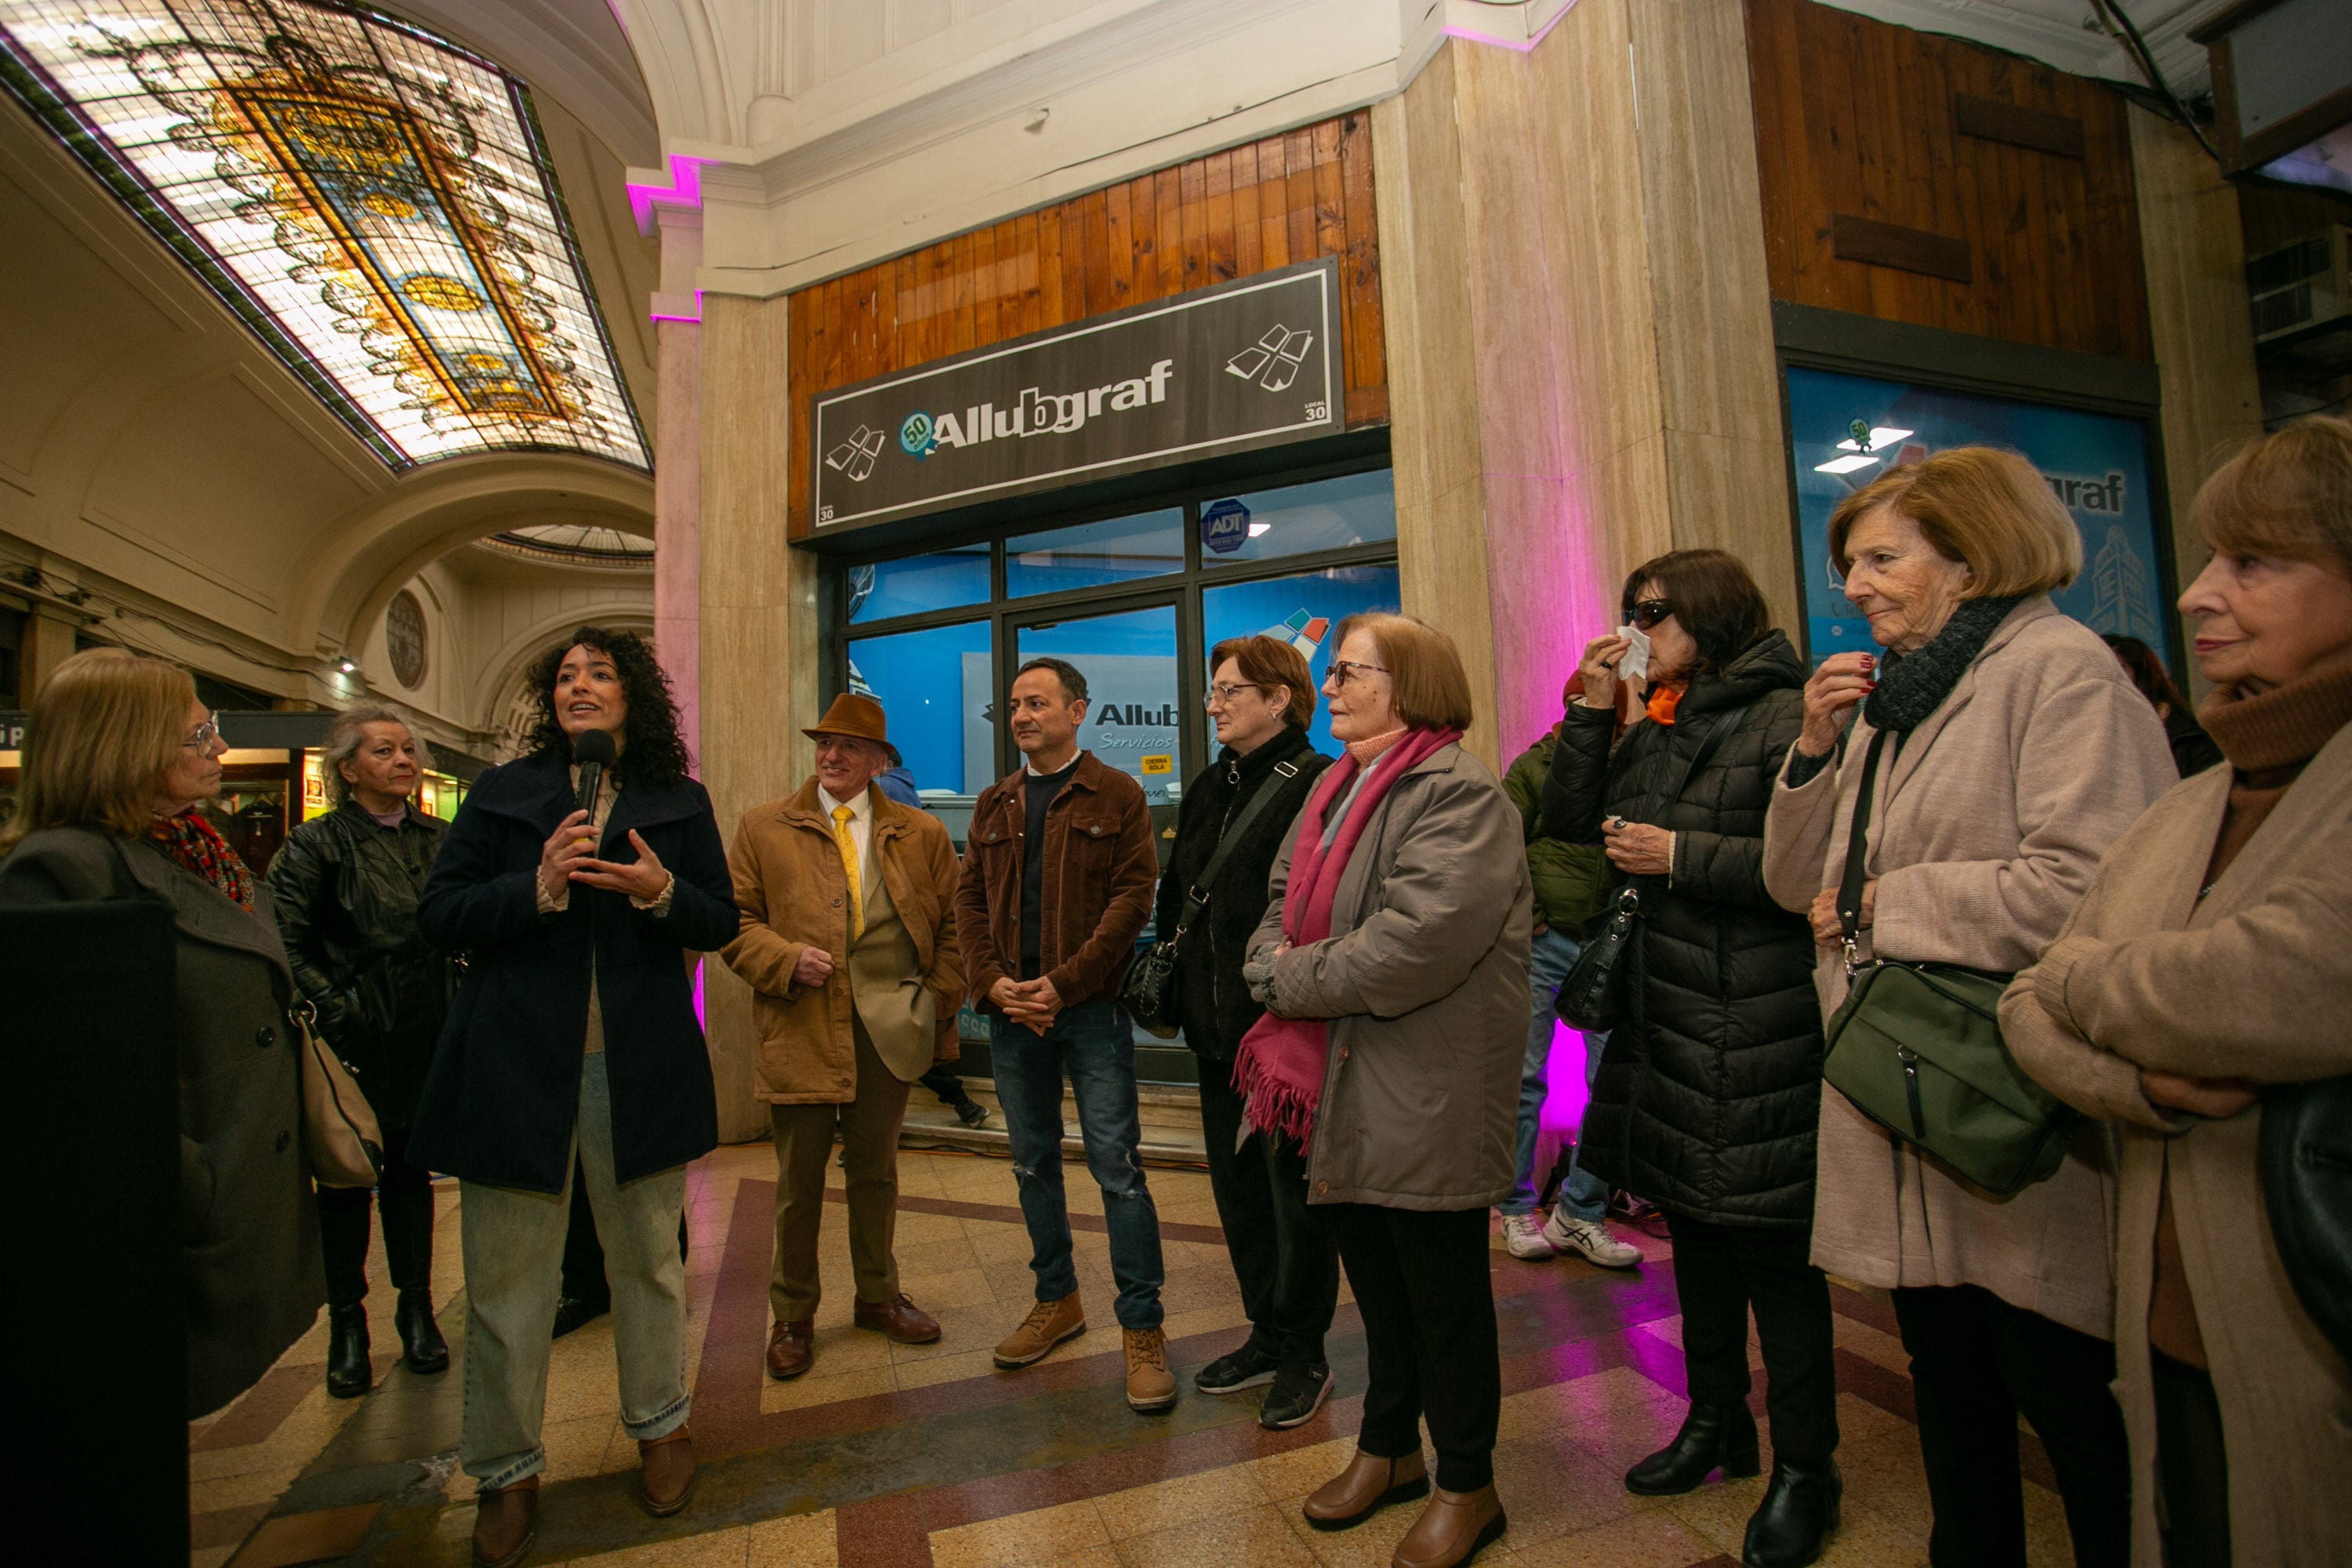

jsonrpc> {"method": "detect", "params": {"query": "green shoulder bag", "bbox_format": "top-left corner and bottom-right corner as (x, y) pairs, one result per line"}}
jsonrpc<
(1820, 728), (2080, 1195)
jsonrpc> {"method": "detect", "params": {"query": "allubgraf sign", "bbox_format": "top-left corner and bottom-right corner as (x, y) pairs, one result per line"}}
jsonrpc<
(811, 257), (1341, 535)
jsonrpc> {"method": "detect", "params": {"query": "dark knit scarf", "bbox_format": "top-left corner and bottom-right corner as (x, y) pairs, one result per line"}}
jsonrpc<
(150, 808), (254, 911)
(1864, 595), (2025, 732)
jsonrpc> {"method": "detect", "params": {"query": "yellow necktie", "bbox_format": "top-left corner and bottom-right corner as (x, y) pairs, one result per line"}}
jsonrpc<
(832, 804), (865, 940)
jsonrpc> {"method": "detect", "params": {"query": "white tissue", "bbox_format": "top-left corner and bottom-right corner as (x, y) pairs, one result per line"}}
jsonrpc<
(1616, 624), (1652, 684)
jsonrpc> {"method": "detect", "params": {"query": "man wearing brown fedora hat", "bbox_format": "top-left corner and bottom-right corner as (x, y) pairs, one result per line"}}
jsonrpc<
(718, 692), (964, 1380)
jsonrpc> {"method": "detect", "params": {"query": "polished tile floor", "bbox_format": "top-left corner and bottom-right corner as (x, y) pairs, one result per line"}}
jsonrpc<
(190, 1145), (2080, 1567)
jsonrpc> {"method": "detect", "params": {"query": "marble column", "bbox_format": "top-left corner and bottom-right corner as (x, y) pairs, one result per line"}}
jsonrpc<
(652, 212), (705, 757)
(695, 290), (815, 1144)
(1376, 0), (1786, 771)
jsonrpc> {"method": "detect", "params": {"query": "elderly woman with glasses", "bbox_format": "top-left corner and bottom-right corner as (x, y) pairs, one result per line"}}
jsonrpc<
(1243, 612), (1529, 1568)
(1541, 549), (1837, 1568)
(1162, 635), (1337, 1431)
(0, 650), (324, 1418)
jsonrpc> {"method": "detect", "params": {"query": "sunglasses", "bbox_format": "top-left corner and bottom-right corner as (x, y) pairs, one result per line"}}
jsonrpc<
(1624, 599), (1675, 630)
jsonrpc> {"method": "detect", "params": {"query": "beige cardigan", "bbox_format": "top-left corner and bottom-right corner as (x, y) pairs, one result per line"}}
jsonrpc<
(1761, 597), (2175, 1336)
(2001, 723), (2352, 1567)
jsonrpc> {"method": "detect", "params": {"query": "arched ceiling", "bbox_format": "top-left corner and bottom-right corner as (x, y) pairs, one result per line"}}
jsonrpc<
(0, 0), (662, 707)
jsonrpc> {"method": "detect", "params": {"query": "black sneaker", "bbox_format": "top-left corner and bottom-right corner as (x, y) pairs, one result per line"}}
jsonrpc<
(1194, 1337), (1279, 1394)
(955, 1099), (989, 1129)
(1258, 1361), (1334, 1429)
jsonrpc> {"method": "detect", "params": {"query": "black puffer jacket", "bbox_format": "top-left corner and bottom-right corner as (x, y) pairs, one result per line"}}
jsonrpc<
(1539, 630), (1824, 1228)
(1154, 728), (1332, 1059)
(266, 801), (453, 1132)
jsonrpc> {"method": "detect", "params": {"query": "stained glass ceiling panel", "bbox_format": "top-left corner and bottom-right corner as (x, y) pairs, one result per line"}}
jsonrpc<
(0, 0), (650, 471)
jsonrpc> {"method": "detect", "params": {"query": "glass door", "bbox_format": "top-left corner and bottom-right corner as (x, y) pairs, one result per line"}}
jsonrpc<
(1011, 597), (1194, 871)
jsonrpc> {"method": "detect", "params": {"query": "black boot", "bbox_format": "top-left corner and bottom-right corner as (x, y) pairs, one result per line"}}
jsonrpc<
(1742, 1457), (1841, 1568)
(394, 1290), (449, 1374)
(1624, 1399), (1761, 1495)
(325, 1304), (372, 1399)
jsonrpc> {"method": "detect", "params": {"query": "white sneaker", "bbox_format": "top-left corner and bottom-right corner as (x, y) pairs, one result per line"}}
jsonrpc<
(1500, 1212), (1554, 1260)
(1542, 1207), (1642, 1269)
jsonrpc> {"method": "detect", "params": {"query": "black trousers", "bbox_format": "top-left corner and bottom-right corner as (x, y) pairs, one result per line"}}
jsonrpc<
(1892, 1284), (2129, 1568)
(1199, 1057), (1339, 1367)
(2152, 1349), (2230, 1567)
(1329, 1203), (1501, 1493)
(917, 1062), (977, 1108)
(1665, 1212), (1838, 1463)
(316, 1127), (435, 1309)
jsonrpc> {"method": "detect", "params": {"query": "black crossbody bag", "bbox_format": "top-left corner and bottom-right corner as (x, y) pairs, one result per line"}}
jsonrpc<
(1123, 760), (1301, 1039)
(1555, 711), (1730, 1031)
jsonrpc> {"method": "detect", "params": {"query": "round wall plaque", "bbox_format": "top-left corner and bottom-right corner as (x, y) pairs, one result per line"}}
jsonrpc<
(386, 590), (427, 689)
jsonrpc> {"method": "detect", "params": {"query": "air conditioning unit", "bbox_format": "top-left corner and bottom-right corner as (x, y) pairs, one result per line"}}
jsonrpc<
(2245, 227), (2352, 373)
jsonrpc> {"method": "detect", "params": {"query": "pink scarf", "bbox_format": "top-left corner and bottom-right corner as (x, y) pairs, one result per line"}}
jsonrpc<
(1232, 725), (1463, 1147)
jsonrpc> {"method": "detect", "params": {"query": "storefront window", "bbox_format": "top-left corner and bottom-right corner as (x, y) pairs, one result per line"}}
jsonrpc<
(1017, 604), (1181, 807)
(1006, 509), (1185, 597)
(1199, 470), (1397, 567)
(1201, 564), (1402, 758)
(847, 546), (991, 624)
(846, 620), (996, 795)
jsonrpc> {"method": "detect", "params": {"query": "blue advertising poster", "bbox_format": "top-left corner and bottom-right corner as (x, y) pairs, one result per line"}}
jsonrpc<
(1784, 367), (2170, 667)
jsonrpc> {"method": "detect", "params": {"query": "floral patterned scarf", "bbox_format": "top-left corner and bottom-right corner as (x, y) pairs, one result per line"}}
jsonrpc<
(150, 809), (254, 911)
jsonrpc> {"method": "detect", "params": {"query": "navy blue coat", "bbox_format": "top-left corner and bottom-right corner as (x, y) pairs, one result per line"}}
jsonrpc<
(408, 751), (738, 1192)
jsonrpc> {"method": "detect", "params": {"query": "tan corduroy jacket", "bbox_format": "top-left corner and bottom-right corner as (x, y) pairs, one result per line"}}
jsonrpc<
(1761, 597), (2175, 1336)
(2001, 722), (2352, 1568)
(720, 779), (963, 1104)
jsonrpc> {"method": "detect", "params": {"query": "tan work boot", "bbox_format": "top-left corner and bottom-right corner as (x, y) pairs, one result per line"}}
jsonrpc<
(993, 1291), (1085, 1367)
(637, 1426), (696, 1518)
(1392, 1482), (1506, 1567)
(1302, 1448), (1428, 1531)
(1122, 1326), (1178, 1412)
(470, 1475), (538, 1567)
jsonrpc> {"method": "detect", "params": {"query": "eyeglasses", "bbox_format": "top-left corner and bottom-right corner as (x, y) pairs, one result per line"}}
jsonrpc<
(1625, 599), (1675, 630)
(1203, 682), (1261, 706)
(1327, 659), (1390, 688)
(183, 711), (223, 750)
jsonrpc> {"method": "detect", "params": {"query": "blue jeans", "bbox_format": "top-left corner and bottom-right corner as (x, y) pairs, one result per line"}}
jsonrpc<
(989, 1000), (1166, 1329)
(1502, 927), (1612, 1220)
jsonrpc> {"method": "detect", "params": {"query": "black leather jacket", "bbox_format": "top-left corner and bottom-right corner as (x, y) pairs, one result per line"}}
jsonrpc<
(265, 800), (453, 1132)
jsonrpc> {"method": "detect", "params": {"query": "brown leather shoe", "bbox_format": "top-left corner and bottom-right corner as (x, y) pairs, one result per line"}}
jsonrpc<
(1392, 1483), (1506, 1567)
(1122, 1326), (1178, 1412)
(993, 1291), (1084, 1367)
(854, 1293), (942, 1345)
(470, 1475), (538, 1568)
(1302, 1448), (1428, 1531)
(765, 1316), (815, 1380)
(638, 1426), (696, 1518)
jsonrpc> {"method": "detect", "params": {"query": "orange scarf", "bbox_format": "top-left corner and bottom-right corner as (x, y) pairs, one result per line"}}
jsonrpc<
(1645, 681), (1687, 727)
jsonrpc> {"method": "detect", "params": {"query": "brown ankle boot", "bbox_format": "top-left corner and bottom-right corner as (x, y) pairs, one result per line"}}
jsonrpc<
(993, 1291), (1084, 1367)
(1392, 1483), (1505, 1567)
(1122, 1326), (1178, 1412)
(1301, 1448), (1428, 1530)
(638, 1426), (697, 1517)
(470, 1475), (538, 1568)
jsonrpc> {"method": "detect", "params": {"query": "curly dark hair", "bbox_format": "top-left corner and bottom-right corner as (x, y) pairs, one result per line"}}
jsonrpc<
(521, 626), (693, 788)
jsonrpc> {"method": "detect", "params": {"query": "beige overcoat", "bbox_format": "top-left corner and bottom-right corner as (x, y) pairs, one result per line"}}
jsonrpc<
(1761, 597), (2174, 1336)
(721, 780), (963, 1104)
(2000, 723), (2352, 1568)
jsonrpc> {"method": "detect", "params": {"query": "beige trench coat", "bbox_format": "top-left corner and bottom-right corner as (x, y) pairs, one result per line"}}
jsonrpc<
(1761, 597), (2175, 1336)
(2001, 723), (2352, 1567)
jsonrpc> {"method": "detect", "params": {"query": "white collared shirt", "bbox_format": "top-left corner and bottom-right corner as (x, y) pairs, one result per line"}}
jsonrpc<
(817, 780), (875, 886)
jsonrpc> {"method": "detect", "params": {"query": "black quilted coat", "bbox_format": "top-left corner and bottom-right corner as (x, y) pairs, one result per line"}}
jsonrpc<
(1539, 630), (1824, 1228)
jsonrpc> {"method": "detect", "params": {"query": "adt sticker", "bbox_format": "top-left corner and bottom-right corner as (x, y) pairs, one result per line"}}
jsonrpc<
(1201, 498), (1250, 555)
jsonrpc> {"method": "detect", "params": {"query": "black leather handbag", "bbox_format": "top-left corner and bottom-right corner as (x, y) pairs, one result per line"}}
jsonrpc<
(1121, 759), (1300, 1040)
(2259, 1073), (2352, 1361)
(1555, 885), (1638, 1029)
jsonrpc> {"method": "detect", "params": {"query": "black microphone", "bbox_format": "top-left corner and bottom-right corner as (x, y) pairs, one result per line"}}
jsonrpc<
(572, 728), (617, 823)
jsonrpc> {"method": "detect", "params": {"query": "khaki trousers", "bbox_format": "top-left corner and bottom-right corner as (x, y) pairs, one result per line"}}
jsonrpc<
(769, 1018), (912, 1323)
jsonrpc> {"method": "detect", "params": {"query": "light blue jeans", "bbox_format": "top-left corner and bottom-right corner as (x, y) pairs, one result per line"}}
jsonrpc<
(1501, 927), (1613, 1221)
(457, 1054), (690, 1489)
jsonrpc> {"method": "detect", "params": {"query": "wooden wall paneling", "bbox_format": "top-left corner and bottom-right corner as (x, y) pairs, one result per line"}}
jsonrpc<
(783, 111), (1390, 533)
(1745, 0), (2150, 361)
(1957, 95), (2086, 160)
